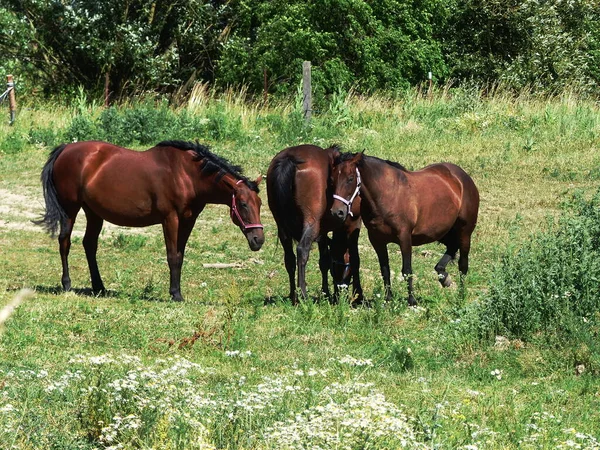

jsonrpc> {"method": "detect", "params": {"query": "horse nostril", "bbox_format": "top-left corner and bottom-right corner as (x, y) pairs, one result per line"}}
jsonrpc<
(251, 234), (264, 250)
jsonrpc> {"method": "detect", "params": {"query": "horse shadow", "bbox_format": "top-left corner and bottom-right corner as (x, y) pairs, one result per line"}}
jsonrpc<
(31, 285), (119, 299)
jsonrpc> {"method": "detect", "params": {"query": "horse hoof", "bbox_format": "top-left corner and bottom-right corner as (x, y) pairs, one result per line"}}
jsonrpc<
(442, 275), (453, 288)
(92, 286), (106, 295)
(408, 296), (417, 307)
(171, 294), (184, 302)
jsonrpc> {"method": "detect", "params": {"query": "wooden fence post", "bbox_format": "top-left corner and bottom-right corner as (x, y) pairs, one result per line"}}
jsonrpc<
(302, 61), (312, 121)
(7, 75), (16, 125)
(427, 71), (433, 100)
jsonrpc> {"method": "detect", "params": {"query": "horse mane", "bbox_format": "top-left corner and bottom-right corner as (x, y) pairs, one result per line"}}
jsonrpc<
(335, 151), (408, 172)
(156, 140), (259, 192)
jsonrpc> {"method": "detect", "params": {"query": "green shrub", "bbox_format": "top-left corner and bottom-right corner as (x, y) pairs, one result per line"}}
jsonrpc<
(64, 114), (100, 142)
(470, 189), (600, 341)
(0, 131), (27, 154)
(99, 104), (178, 146)
(27, 125), (60, 147)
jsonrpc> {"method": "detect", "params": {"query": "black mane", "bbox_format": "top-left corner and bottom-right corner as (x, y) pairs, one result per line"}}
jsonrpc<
(335, 151), (408, 172)
(157, 140), (259, 192)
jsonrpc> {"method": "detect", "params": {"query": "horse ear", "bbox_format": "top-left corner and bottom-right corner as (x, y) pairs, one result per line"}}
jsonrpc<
(255, 174), (263, 185)
(353, 152), (364, 164)
(328, 151), (337, 170)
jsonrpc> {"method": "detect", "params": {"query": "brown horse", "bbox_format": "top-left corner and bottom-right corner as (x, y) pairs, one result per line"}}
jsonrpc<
(35, 140), (264, 301)
(330, 152), (479, 305)
(266, 144), (362, 303)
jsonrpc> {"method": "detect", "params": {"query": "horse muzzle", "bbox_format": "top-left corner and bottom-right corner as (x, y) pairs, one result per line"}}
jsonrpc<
(246, 229), (265, 251)
(331, 205), (348, 223)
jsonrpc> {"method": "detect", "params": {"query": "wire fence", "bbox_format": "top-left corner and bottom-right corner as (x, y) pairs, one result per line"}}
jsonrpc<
(0, 85), (13, 104)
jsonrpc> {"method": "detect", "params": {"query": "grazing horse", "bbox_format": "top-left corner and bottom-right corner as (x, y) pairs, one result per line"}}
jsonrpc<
(267, 144), (363, 303)
(35, 140), (264, 301)
(330, 152), (479, 305)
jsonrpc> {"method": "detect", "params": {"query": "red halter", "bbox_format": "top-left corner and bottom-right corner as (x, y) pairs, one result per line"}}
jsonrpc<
(231, 180), (264, 231)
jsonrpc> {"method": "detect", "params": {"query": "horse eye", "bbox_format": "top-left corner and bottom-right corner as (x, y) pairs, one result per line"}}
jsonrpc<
(348, 176), (354, 183)
(241, 202), (248, 210)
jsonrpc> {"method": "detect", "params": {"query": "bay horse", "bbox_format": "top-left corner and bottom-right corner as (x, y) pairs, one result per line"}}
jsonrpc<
(266, 144), (362, 304)
(35, 140), (264, 301)
(330, 152), (479, 306)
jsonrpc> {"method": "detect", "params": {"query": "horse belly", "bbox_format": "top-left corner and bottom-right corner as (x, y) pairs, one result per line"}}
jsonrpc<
(412, 202), (460, 245)
(82, 178), (160, 227)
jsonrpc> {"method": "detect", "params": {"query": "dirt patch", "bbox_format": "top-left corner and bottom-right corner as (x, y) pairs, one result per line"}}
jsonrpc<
(0, 187), (225, 238)
(0, 188), (43, 233)
(0, 187), (157, 237)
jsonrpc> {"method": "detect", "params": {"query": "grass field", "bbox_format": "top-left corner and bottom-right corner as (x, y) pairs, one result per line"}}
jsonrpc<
(1, 86), (600, 449)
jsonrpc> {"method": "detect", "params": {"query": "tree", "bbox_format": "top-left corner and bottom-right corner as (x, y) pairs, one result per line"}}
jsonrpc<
(216, 0), (450, 95)
(0, 0), (221, 96)
(445, 0), (600, 92)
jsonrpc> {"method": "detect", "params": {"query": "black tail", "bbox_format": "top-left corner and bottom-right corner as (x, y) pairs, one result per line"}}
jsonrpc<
(34, 144), (68, 237)
(268, 155), (303, 241)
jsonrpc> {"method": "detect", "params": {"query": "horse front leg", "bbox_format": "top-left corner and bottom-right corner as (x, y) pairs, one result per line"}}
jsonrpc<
(370, 236), (392, 301)
(399, 233), (416, 306)
(162, 214), (190, 302)
(348, 228), (363, 304)
(317, 237), (331, 300)
(83, 209), (105, 294)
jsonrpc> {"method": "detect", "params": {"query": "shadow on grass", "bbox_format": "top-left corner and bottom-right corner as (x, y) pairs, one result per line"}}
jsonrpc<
(30, 285), (119, 298)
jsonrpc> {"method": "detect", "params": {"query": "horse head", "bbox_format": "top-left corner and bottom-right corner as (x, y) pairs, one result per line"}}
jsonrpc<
(229, 175), (265, 251)
(330, 152), (364, 223)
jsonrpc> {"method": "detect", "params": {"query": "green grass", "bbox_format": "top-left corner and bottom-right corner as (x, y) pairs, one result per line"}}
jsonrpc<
(1, 87), (600, 448)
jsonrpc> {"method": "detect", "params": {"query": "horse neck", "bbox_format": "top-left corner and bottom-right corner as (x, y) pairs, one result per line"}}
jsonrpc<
(357, 160), (380, 209)
(359, 158), (408, 213)
(211, 174), (238, 207)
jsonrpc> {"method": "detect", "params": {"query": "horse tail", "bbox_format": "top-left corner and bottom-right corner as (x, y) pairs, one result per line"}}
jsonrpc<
(34, 143), (68, 237)
(268, 154), (303, 241)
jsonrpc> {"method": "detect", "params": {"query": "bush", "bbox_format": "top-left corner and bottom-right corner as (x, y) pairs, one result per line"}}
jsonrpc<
(64, 114), (100, 143)
(471, 189), (600, 341)
(0, 131), (28, 154)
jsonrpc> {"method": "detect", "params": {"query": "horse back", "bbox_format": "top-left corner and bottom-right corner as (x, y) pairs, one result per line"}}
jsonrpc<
(52, 141), (188, 226)
(409, 163), (479, 239)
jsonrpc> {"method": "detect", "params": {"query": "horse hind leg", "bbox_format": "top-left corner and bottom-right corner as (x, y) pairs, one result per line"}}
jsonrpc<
(83, 208), (105, 294)
(458, 232), (473, 280)
(435, 247), (458, 288)
(371, 239), (393, 302)
(58, 216), (76, 291)
(279, 232), (297, 303)
(296, 222), (319, 301)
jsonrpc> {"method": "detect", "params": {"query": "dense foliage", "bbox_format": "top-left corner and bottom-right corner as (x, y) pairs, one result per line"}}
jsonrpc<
(1, 0), (599, 98)
(469, 189), (600, 345)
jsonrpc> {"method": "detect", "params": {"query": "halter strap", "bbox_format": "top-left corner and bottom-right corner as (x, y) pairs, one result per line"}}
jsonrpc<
(332, 168), (361, 217)
(230, 179), (264, 231)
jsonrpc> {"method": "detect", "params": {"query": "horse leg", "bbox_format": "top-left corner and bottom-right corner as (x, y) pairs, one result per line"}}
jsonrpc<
(348, 228), (363, 304)
(457, 232), (472, 292)
(371, 239), (392, 301)
(82, 209), (105, 293)
(297, 222), (319, 300)
(162, 214), (185, 302)
(58, 216), (76, 291)
(399, 235), (417, 306)
(317, 237), (331, 300)
(279, 232), (297, 303)
(435, 244), (458, 288)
